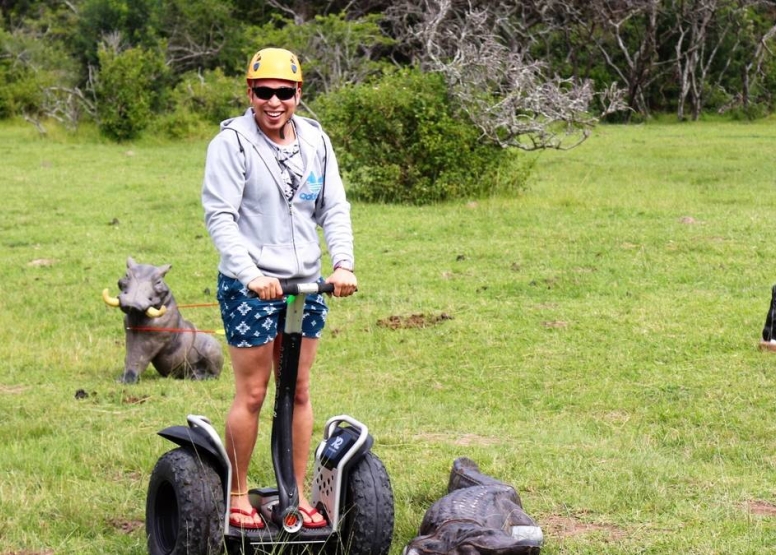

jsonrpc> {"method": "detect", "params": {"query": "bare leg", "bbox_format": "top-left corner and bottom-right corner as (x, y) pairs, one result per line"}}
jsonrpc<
(225, 343), (273, 527)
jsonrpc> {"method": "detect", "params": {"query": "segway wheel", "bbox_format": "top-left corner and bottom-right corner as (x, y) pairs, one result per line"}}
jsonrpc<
(337, 451), (394, 555)
(146, 447), (225, 555)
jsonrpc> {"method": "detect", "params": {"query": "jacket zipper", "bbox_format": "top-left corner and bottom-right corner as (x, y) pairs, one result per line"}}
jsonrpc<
(288, 200), (300, 276)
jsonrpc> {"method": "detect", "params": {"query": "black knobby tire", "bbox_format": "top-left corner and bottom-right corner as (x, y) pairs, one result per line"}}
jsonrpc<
(338, 451), (394, 555)
(146, 447), (225, 555)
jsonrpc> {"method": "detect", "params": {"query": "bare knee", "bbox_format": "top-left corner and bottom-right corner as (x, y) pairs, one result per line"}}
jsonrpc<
(294, 380), (311, 407)
(239, 385), (268, 414)
(229, 343), (273, 414)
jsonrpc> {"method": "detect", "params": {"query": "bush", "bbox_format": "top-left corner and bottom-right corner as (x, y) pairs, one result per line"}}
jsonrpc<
(311, 68), (525, 204)
(169, 68), (246, 124)
(0, 68), (44, 118)
(728, 101), (770, 121)
(0, 27), (82, 122)
(95, 45), (169, 141)
(148, 108), (212, 140)
(146, 68), (245, 140)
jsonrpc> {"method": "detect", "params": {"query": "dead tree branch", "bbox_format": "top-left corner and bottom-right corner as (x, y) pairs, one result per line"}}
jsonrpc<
(385, 0), (627, 150)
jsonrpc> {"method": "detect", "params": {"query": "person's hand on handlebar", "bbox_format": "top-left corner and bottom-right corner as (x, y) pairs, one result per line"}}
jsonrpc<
(248, 276), (283, 300)
(327, 267), (358, 297)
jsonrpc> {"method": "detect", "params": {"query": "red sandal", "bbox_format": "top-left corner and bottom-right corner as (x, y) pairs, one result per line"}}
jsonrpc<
(300, 506), (327, 529)
(229, 507), (265, 530)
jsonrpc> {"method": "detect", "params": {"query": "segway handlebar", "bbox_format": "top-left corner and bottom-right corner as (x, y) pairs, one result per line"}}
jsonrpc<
(281, 282), (335, 296)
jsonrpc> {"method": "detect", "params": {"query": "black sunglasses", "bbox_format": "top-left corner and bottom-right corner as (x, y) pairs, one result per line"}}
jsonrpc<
(251, 86), (297, 101)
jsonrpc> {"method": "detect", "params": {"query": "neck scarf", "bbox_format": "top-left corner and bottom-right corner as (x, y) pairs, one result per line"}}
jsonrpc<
(262, 124), (303, 201)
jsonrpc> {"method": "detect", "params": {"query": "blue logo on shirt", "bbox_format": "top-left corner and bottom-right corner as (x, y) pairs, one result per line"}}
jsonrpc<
(299, 172), (323, 201)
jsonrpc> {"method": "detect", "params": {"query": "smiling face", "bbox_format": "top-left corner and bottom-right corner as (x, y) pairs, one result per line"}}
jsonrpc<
(248, 77), (300, 144)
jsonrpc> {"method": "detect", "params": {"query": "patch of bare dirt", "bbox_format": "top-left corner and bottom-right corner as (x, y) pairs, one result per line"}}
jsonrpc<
(413, 433), (501, 447)
(27, 258), (55, 267)
(108, 518), (144, 534)
(679, 216), (703, 225)
(542, 514), (626, 541)
(377, 313), (453, 330)
(542, 321), (568, 328)
(0, 385), (28, 394)
(122, 394), (149, 405)
(746, 500), (776, 516)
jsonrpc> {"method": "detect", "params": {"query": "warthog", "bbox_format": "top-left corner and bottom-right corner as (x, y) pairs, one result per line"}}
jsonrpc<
(403, 457), (544, 555)
(103, 257), (223, 384)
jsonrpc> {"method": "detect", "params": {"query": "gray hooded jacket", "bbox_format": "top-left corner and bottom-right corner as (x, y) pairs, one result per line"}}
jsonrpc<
(202, 109), (354, 286)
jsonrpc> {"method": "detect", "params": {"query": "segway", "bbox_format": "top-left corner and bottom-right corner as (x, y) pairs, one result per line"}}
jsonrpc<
(145, 282), (394, 555)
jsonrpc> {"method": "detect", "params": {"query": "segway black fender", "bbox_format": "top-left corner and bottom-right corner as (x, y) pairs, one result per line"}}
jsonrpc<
(157, 421), (230, 505)
(158, 425), (224, 463)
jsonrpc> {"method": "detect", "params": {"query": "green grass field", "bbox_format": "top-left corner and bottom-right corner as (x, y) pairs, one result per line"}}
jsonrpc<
(1, 115), (775, 554)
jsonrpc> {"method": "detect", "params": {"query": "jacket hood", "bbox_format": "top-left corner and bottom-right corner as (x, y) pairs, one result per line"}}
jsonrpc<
(219, 109), (255, 138)
(219, 116), (239, 132)
(219, 109), (324, 148)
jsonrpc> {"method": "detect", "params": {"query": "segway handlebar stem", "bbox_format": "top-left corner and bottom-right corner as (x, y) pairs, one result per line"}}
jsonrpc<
(272, 281), (335, 533)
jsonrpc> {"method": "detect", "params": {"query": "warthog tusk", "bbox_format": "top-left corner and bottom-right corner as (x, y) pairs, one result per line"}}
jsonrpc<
(145, 305), (167, 318)
(102, 288), (120, 307)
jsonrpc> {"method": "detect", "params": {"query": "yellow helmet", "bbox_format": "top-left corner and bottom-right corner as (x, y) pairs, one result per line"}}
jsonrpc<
(246, 48), (303, 83)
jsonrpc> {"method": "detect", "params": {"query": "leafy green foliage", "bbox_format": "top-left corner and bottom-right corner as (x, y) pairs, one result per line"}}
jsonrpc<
(168, 68), (246, 124)
(147, 108), (212, 140)
(247, 12), (394, 101)
(157, 0), (249, 76)
(70, 0), (162, 68)
(148, 68), (246, 140)
(2, 1), (774, 141)
(95, 45), (169, 141)
(313, 68), (526, 204)
(0, 25), (80, 118)
(0, 64), (43, 118)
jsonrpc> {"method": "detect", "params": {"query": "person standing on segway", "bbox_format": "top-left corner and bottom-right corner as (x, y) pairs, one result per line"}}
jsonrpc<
(201, 47), (357, 530)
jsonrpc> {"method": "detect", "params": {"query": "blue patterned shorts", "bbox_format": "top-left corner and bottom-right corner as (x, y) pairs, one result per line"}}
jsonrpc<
(217, 273), (328, 348)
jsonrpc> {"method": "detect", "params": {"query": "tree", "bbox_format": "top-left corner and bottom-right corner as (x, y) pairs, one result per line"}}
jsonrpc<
(385, 0), (627, 150)
(159, 0), (247, 75)
(738, 1), (776, 113)
(69, 0), (162, 70)
(671, 0), (721, 120)
(586, 0), (665, 118)
(2, 0), (774, 136)
(247, 12), (393, 101)
(668, 0), (776, 120)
